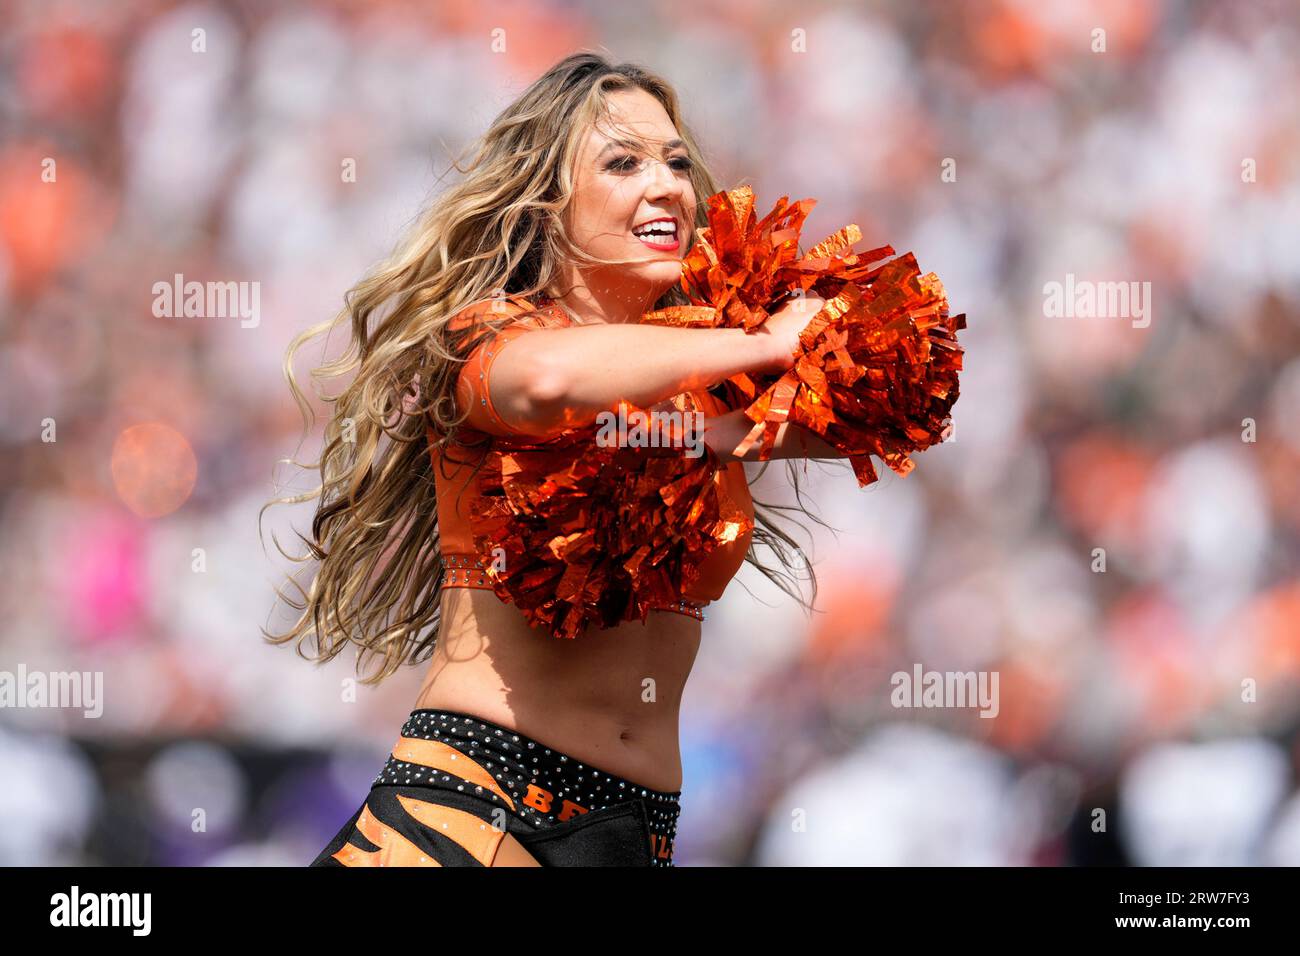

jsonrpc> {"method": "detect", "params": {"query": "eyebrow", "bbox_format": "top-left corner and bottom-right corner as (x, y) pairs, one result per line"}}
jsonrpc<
(596, 137), (686, 159)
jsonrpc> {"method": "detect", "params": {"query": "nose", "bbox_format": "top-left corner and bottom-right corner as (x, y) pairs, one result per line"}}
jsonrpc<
(644, 157), (684, 204)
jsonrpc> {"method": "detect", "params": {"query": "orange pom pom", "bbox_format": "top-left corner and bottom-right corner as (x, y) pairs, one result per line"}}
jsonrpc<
(466, 395), (742, 639)
(643, 185), (967, 485)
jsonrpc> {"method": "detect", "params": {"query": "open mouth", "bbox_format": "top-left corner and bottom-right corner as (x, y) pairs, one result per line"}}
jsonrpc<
(631, 217), (680, 251)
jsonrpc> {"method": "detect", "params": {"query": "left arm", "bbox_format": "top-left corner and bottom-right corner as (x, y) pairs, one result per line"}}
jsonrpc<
(702, 407), (851, 463)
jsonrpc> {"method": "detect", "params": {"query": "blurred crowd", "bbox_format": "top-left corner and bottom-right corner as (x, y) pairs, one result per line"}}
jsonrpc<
(2, 0), (1299, 866)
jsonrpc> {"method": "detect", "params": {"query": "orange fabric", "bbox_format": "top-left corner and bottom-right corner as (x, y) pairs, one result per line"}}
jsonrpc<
(330, 801), (444, 867)
(427, 293), (754, 607)
(391, 735), (517, 810)
(449, 295), (568, 439)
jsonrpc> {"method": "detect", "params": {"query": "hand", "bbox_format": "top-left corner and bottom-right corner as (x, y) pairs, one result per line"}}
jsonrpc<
(752, 293), (826, 375)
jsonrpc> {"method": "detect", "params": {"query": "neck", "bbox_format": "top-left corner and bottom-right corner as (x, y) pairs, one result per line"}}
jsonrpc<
(545, 271), (664, 326)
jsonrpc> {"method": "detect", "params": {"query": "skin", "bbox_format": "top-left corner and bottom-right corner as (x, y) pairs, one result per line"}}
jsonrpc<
(415, 88), (845, 795)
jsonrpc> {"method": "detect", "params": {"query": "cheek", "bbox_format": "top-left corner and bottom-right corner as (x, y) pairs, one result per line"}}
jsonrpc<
(580, 183), (638, 246)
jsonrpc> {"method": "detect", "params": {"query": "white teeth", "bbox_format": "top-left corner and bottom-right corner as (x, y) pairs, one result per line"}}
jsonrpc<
(633, 221), (677, 238)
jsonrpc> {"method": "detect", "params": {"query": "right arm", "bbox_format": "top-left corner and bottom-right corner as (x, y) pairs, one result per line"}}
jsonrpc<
(459, 296), (825, 440)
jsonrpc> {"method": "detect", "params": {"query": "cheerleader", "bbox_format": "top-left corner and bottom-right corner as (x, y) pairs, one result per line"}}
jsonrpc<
(266, 51), (848, 867)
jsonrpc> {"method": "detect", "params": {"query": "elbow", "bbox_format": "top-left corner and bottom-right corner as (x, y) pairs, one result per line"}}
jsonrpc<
(524, 353), (570, 411)
(514, 354), (573, 436)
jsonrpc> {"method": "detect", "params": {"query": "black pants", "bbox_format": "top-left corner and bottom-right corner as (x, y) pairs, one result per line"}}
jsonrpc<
(311, 709), (682, 867)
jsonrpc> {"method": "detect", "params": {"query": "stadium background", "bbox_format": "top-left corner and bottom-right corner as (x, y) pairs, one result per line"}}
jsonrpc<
(2, 0), (1299, 865)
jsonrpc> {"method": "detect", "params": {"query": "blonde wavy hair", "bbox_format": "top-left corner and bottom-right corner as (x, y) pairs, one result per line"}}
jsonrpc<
(260, 51), (831, 684)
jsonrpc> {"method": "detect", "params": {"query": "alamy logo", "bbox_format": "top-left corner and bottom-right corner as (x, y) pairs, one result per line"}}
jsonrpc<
(595, 404), (705, 458)
(50, 886), (151, 936)
(1042, 273), (1151, 328)
(152, 272), (260, 328)
(0, 665), (102, 718)
(890, 663), (1000, 718)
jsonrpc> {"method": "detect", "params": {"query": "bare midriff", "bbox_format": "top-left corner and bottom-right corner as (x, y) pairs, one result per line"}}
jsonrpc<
(413, 586), (701, 793)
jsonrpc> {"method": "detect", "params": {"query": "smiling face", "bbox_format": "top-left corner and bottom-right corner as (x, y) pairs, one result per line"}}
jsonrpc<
(558, 87), (698, 312)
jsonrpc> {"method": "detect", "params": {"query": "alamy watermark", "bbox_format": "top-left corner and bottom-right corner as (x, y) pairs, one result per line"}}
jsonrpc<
(0, 665), (103, 718)
(890, 663), (999, 718)
(152, 272), (260, 328)
(50, 886), (150, 935)
(1042, 273), (1151, 328)
(595, 404), (705, 458)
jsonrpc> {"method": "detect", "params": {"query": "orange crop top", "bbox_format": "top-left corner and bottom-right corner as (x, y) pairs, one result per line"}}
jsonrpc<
(427, 292), (755, 624)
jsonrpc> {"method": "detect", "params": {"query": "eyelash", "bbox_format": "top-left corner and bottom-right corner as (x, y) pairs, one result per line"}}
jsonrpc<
(606, 154), (694, 173)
